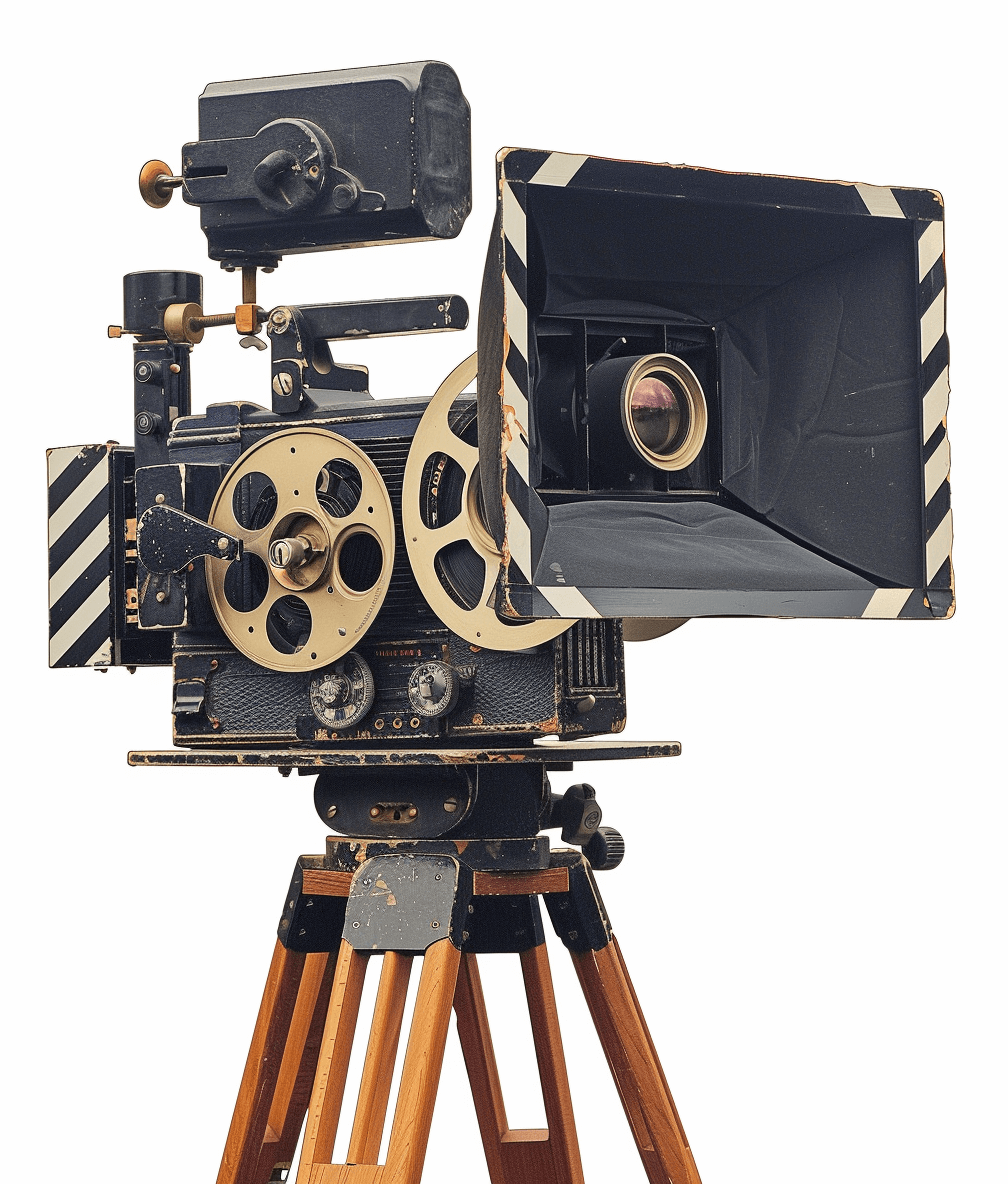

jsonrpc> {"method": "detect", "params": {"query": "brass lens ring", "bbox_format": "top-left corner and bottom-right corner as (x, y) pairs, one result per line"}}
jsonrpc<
(621, 353), (707, 471)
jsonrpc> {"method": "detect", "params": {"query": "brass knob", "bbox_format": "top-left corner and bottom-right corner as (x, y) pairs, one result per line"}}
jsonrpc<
(139, 160), (183, 209)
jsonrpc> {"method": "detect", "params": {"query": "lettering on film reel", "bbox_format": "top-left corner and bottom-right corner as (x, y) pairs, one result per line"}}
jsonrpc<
(403, 353), (573, 650)
(206, 428), (395, 671)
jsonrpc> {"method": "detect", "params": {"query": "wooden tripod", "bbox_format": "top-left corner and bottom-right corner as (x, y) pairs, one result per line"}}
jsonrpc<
(216, 854), (701, 1184)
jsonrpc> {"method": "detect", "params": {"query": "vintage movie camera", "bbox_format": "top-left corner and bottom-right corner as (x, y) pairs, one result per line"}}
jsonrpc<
(47, 59), (953, 762)
(44, 60), (955, 1183)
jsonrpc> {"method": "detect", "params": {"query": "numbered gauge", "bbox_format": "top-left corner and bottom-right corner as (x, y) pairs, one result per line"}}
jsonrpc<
(407, 660), (459, 719)
(309, 652), (375, 729)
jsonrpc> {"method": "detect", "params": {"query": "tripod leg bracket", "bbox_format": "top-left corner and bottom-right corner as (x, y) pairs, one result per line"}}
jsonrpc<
(276, 855), (351, 952)
(544, 850), (614, 952)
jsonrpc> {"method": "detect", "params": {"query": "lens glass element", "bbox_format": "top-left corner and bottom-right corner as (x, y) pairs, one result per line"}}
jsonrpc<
(628, 375), (686, 456)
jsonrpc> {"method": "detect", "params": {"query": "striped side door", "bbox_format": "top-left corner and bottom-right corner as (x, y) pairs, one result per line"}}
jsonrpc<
(47, 444), (113, 667)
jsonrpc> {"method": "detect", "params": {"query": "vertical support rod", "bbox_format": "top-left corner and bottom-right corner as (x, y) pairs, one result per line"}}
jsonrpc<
(453, 953), (510, 1180)
(520, 942), (585, 1184)
(346, 951), (413, 1165)
(383, 939), (462, 1183)
(295, 941), (368, 1184)
(242, 266), (257, 306)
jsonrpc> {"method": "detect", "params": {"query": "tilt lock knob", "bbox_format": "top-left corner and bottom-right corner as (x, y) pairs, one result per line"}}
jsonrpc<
(546, 783), (626, 871)
(584, 826), (626, 872)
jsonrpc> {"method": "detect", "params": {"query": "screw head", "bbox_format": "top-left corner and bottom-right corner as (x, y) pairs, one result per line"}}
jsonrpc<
(273, 372), (294, 397)
(217, 537), (229, 552)
(326, 805), (337, 819)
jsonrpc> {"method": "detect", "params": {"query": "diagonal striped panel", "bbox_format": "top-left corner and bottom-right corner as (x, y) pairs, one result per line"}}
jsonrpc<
(855, 183), (905, 218)
(529, 152), (588, 188)
(920, 288), (945, 363)
(501, 182), (527, 268)
(917, 220), (944, 282)
(923, 366), (950, 445)
(47, 445), (112, 668)
(914, 218), (953, 607)
(537, 585), (602, 618)
(861, 588), (914, 619)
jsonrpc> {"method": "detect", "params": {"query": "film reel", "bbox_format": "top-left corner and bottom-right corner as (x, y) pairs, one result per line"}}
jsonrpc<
(206, 428), (395, 671)
(403, 353), (573, 650)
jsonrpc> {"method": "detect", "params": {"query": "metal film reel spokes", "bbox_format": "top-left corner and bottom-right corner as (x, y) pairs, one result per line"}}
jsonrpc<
(403, 353), (572, 650)
(206, 428), (395, 671)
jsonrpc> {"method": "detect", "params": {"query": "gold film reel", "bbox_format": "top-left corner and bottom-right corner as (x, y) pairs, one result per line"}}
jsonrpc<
(403, 353), (573, 650)
(206, 428), (395, 671)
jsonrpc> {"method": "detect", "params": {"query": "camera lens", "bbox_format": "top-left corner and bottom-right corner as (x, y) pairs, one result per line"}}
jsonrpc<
(628, 376), (686, 456)
(622, 355), (707, 472)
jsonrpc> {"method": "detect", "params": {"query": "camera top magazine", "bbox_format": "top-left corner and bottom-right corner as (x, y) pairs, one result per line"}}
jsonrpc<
(7, 9), (1005, 1184)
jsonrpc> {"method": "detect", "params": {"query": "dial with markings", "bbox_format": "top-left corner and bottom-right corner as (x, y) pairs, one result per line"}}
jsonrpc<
(407, 660), (459, 718)
(309, 653), (375, 729)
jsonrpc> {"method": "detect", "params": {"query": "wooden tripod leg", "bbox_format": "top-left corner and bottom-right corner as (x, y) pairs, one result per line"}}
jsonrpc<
(346, 952), (413, 1165)
(382, 938), (461, 1184)
(218, 941), (317, 1184)
(295, 941), (368, 1184)
(572, 939), (701, 1184)
(454, 949), (584, 1184)
(253, 950), (339, 1183)
(520, 943), (584, 1184)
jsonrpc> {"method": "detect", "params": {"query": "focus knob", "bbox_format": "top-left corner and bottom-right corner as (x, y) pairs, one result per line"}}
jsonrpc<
(309, 653), (374, 730)
(407, 660), (459, 718)
(584, 826), (625, 872)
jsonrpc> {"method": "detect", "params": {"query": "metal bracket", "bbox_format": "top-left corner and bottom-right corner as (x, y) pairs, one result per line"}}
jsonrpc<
(136, 504), (241, 575)
(342, 855), (471, 952)
(267, 297), (469, 412)
(543, 851), (613, 953)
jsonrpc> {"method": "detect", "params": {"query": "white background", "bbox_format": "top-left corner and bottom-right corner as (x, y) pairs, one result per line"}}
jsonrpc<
(3, 5), (1004, 1183)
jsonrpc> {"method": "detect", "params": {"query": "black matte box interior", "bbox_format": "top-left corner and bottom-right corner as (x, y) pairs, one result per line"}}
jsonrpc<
(525, 182), (923, 588)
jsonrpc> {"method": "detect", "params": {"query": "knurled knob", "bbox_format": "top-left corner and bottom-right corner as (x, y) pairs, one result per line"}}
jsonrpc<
(584, 826), (625, 871)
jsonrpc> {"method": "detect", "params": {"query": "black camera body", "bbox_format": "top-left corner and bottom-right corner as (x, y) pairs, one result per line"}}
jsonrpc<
(47, 62), (953, 762)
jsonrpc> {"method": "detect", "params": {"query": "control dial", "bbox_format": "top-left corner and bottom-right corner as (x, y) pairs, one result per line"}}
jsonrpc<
(309, 652), (375, 729)
(406, 660), (459, 719)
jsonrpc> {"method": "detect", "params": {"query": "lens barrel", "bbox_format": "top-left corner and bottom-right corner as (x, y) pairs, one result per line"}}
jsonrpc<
(588, 352), (707, 473)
